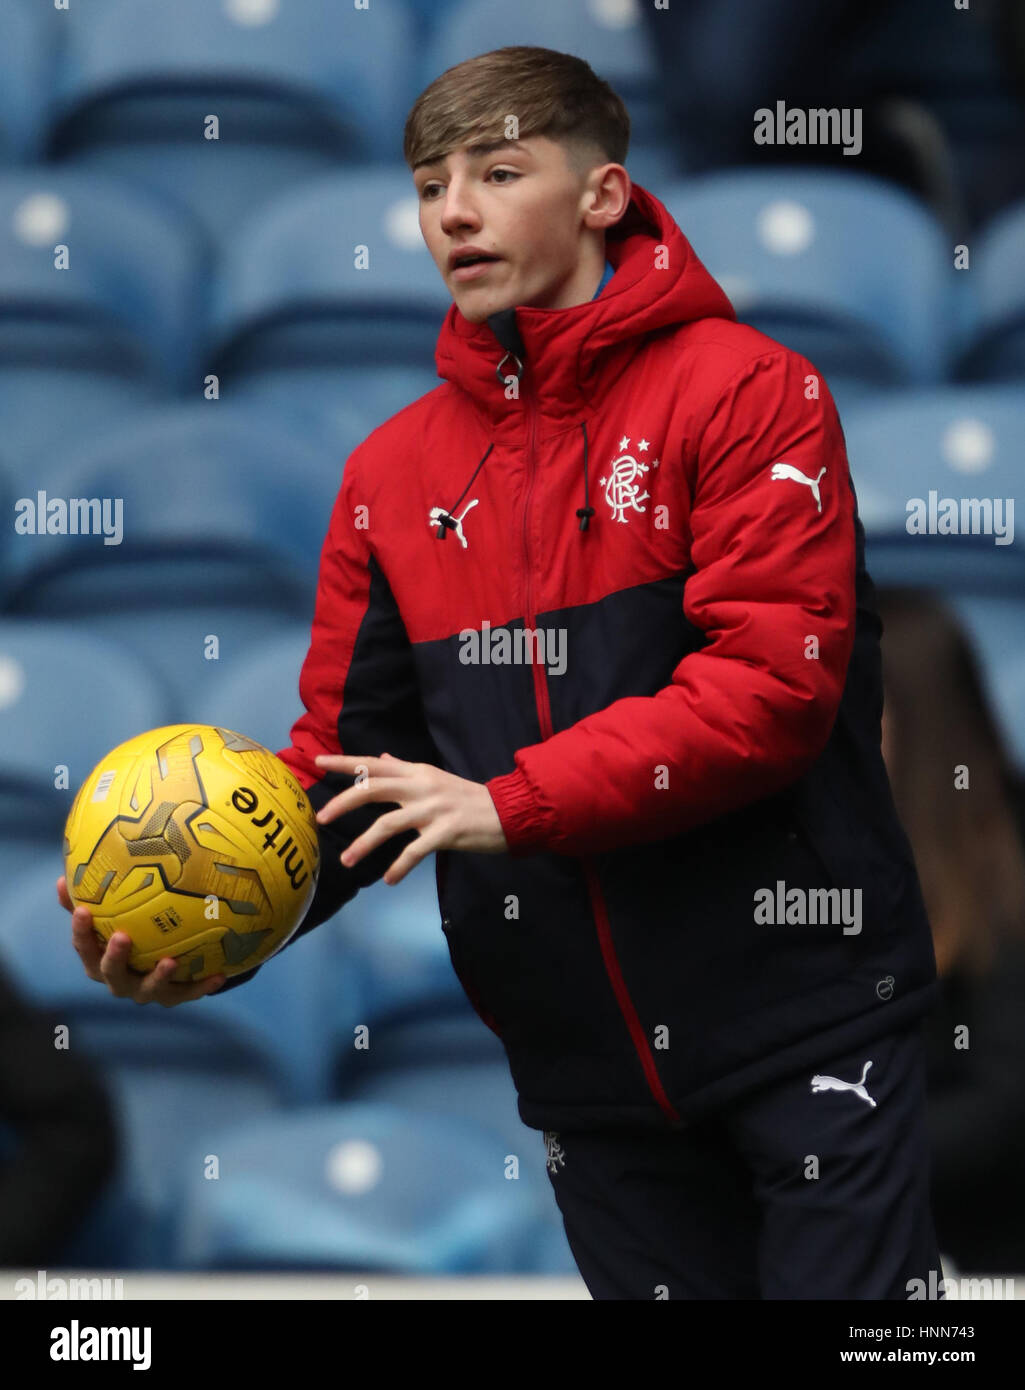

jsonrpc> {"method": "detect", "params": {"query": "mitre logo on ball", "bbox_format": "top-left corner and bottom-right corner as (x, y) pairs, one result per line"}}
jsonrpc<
(63, 725), (320, 982)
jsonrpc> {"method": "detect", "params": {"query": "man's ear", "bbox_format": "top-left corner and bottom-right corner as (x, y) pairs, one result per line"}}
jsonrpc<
(582, 164), (631, 231)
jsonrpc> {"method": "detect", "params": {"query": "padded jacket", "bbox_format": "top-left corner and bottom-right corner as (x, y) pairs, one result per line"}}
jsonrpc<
(220, 181), (938, 1132)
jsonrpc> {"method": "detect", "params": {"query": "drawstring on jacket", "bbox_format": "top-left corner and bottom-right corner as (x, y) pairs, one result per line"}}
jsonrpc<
(433, 332), (596, 540)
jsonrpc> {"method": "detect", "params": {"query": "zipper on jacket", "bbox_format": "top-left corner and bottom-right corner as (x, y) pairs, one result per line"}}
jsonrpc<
(521, 379), (554, 738)
(519, 374), (680, 1127)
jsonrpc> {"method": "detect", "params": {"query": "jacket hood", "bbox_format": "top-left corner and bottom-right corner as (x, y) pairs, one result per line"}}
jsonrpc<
(434, 181), (737, 430)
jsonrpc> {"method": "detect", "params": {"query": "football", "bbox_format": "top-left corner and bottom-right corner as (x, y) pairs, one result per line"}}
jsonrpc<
(63, 724), (320, 982)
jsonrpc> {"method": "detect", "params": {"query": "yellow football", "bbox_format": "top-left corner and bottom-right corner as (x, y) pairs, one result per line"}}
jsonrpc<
(63, 724), (319, 981)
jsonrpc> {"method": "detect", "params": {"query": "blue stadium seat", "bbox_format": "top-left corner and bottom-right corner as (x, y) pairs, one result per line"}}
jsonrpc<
(0, 837), (62, 902)
(341, 1060), (525, 1161)
(228, 365), (440, 459)
(0, 3), (59, 162)
(328, 856), (469, 1039)
(190, 626), (310, 754)
(662, 169), (957, 387)
(0, 447), (13, 602)
(1, 860), (115, 1008)
(955, 199), (1025, 383)
(62, 1027), (284, 1270)
(945, 595), (1025, 777)
(420, 0), (670, 149)
(199, 909), (364, 1107)
(404, 0), (469, 44)
(0, 371), (162, 497)
(78, 609), (311, 725)
(0, 620), (171, 835)
(625, 143), (685, 197)
(2, 405), (343, 710)
(338, 1061), (578, 1274)
(209, 168), (450, 374)
(840, 386), (1025, 595)
(47, 0), (417, 245)
(0, 169), (210, 391)
(349, 1003), (507, 1074)
(173, 1102), (558, 1273)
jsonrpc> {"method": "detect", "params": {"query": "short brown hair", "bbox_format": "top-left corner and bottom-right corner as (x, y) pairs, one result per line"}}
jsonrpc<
(404, 45), (630, 178)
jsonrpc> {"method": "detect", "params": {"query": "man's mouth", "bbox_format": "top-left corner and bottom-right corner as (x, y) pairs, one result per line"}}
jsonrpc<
(451, 256), (502, 282)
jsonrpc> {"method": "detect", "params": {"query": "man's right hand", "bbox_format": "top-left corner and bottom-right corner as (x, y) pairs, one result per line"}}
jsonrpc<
(58, 875), (226, 1007)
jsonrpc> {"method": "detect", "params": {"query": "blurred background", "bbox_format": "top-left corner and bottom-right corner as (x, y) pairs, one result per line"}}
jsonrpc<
(0, 0), (1023, 1297)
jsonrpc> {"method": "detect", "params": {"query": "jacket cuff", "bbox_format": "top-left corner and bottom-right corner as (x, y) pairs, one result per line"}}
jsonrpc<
(486, 766), (558, 856)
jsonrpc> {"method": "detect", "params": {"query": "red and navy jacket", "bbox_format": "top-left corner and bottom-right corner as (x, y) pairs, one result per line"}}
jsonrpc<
(221, 182), (938, 1132)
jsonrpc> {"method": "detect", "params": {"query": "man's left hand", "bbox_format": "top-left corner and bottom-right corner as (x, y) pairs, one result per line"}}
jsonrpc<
(312, 752), (509, 885)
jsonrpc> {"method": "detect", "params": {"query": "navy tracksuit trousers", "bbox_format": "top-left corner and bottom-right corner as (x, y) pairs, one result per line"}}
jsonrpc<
(542, 1022), (943, 1299)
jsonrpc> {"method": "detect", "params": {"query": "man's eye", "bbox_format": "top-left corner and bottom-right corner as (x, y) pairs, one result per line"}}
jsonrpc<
(420, 169), (517, 199)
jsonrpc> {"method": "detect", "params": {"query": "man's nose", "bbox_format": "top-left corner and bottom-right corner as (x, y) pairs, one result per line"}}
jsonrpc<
(439, 178), (481, 234)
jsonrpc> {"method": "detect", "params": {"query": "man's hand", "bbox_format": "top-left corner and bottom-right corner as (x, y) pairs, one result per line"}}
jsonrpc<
(57, 876), (226, 1005)
(312, 752), (508, 885)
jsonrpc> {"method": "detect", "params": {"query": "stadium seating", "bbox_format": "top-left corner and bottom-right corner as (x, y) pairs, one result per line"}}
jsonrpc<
(0, 2), (59, 162)
(342, 1059), (524, 1162)
(662, 169), (958, 391)
(57, 1020), (286, 1270)
(0, 372), (162, 497)
(190, 626), (310, 754)
(199, 916), (364, 1108)
(0, 620), (172, 836)
(841, 386), (1024, 595)
(0, 169), (210, 393)
(337, 1061), (579, 1274)
(1, 404), (342, 710)
(226, 364), (442, 460)
(0, 837), (62, 907)
(955, 198), (1025, 383)
(173, 1101), (560, 1273)
(327, 855), (466, 1041)
(208, 168), (450, 376)
(46, 0), (417, 245)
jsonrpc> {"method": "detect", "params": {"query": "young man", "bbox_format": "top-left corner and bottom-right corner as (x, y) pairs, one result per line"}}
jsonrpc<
(67, 46), (942, 1299)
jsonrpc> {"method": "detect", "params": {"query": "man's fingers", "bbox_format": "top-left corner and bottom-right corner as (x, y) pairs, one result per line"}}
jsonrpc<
(139, 962), (228, 1007)
(70, 906), (104, 978)
(69, 899), (227, 1005)
(101, 942), (226, 1006)
(97, 932), (144, 996)
(383, 833), (433, 886)
(316, 775), (405, 824)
